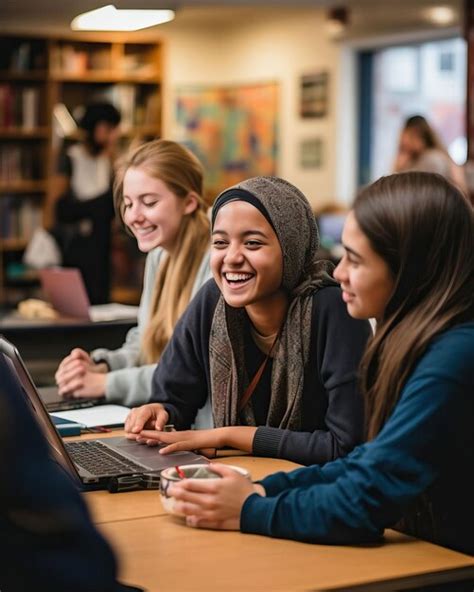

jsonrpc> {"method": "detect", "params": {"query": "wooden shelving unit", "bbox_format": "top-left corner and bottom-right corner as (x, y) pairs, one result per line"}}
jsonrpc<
(0, 70), (48, 81)
(0, 180), (48, 193)
(0, 32), (163, 306)
(0, 127), (49, 139)
(1, 238), (29, 251)
(50, 72), (160, 83)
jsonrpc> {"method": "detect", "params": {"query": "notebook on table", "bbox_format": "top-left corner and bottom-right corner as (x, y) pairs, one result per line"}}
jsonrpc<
(0, 335), (208, 491)
(40, 384), (130, 426)
(51, 404), (130, 428)
(39, 267), (139, 322)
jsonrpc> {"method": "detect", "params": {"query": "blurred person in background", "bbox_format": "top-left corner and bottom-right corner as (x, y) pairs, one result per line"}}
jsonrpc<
(53, 102), (121, 304)
(393, 114), (467, 195)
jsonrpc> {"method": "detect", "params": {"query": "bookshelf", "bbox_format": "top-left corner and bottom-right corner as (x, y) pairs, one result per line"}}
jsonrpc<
(0, 33), (163, 307)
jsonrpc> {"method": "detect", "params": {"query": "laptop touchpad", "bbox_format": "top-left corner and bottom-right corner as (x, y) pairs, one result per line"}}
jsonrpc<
(103, 437), (207, 470)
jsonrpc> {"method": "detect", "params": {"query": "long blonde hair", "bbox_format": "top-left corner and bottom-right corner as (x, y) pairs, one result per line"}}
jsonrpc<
(114, 139), (210, 363)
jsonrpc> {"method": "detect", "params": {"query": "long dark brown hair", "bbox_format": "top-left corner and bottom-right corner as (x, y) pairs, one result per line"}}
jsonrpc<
(355, 171), (474, 439)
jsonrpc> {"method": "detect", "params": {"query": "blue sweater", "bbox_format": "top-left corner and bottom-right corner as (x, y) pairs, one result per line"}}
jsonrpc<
(241, 322), (474, 555)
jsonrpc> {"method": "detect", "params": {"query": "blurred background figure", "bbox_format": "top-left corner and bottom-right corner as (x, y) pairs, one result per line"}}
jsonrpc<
(53, 102), (122, 304)
(393, 115), (467, 194)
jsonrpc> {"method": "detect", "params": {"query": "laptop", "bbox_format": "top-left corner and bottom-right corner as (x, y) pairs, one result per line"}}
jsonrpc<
(0, 335), (208, 490)
(39, 384), (102, 413)
(317, 212), (347, 246)
(39, 267), (139, 322)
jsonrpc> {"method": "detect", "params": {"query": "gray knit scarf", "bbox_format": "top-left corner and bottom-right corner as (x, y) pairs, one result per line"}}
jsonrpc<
(209, 176), (336, 429)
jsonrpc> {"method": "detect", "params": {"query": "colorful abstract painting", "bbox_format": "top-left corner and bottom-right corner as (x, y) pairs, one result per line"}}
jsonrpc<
(175, 82), (279, 199)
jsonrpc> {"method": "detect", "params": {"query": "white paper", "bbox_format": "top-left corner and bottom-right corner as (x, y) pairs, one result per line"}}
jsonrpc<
(88, 304), (139, 322)
(51, 404), (130, 427)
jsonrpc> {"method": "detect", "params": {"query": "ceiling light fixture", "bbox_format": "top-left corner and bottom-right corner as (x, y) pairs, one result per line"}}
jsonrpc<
(325, 6), (349, 40)
(423, 6), (456, 26)
(71, 4), (175, 31)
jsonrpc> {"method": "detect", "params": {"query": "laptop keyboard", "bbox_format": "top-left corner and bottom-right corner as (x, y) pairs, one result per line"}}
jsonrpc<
(66, 440), (146, 476)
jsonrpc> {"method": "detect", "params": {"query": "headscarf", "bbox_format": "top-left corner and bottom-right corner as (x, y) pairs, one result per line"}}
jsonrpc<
(209, 176), (336, 429)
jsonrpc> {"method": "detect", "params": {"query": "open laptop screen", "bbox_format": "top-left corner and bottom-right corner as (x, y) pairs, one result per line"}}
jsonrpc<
(318, 213), (346, 245)
(39, 267), (91, 319)
(39, 267), (140, 322)
(0, 336), (81, 484)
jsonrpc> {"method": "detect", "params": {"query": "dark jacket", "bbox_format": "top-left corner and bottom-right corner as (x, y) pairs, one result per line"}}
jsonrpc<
(0, 355), (139, 592)
(151, 279), (371, 465)
(54, 148), (115, 304)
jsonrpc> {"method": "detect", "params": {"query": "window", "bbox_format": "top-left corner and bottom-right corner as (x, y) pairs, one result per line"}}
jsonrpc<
(439, 51), (455, 72)
(366, 37), (466, 181)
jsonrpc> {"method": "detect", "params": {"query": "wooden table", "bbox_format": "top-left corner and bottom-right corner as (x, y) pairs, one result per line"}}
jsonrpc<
(86, 455), (295, 525)
(80, 445), (474, 592)
(100, 518), (473, 592)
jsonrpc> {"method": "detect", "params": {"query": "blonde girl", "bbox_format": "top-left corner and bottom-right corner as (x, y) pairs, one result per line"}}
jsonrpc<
(55, 140), (212, 413)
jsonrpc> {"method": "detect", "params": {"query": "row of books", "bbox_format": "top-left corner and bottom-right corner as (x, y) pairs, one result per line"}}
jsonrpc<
(1, 41), (158, 76)
(120, 53), (157, 76)
(49, 44), (157, 76)
(0, 196), (42, 240)
(0, 145), (42, 182)
(50, 45), (112, 74)
(0, 41), (47, 72)
(93, 84), (161, 129)
(0, 84), (41, 129)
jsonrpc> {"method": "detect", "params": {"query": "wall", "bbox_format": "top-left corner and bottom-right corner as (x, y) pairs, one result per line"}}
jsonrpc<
(2, 3), (461, 208)
(159, 3), (462, 208)
(160, 8), (342, 209)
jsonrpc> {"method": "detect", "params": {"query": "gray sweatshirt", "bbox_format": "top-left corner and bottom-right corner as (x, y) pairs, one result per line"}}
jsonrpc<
(91, 247), (212, 411)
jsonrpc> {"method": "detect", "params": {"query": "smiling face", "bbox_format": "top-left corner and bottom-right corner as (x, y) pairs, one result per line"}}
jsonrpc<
(334, 211), (395, 322)
(211, 201), (284, 310)
(122, 166), (196, 253)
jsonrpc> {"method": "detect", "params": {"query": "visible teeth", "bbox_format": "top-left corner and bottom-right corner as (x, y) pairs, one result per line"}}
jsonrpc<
(135, 227), (154, 235)
(225, 273), (252, 281)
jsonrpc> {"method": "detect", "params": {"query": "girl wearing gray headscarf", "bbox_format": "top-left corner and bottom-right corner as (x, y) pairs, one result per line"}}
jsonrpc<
(125, 176), (371, 466)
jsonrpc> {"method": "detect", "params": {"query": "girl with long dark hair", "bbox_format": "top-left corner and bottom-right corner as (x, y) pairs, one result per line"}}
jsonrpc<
(167, 172), (474, 556)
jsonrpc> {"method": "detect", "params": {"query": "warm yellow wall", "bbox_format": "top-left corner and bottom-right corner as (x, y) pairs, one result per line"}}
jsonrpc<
(160, 8), (341, 208)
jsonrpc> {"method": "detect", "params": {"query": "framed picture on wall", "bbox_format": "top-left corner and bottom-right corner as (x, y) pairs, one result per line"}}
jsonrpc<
(300, 72), (329, 118)
(300, 137), (323, 168)
(175, 82), (279, 198)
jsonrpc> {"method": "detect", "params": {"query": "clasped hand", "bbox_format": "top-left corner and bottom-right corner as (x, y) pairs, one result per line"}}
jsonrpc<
(124, 406), (265, 530)
(55, 348), (107, 398)
(168, 463), (265, 531)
